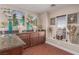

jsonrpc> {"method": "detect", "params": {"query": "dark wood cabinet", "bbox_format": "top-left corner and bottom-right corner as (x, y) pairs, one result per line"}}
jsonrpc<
(0, 46), (23, 55)
(30, 32), (39, 46)
(0, 31), (45, 55)
(17, 31), (46, 47)
(17, 33), (31, 48)
(38, 31), (46, 44)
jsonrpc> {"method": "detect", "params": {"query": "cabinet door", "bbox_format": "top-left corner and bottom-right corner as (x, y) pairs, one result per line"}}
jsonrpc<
(18, 33), (31, 47)
(38, 31), (45, 44)
(30, 32), (39, 46)
(23, 33), (31, 47)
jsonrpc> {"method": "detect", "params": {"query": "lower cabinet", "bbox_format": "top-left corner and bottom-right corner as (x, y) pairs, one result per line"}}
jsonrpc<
(38, 31), (46, 44)
(0, 47), (23, 55)
(30, 32), (39, 46)
(17, 31), (46, 47)
(0, 31), (46, 55)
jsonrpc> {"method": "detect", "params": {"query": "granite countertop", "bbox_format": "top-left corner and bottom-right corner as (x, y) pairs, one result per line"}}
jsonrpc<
(0, 34), (26, 51)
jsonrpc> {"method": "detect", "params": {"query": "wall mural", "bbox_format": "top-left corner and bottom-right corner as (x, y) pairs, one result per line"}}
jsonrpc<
(0, 8), (38, 33)
(26, 14), (38, 31)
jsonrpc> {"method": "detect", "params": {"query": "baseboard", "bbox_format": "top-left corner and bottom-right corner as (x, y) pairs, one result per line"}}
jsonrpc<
(46, 40), (79, 55)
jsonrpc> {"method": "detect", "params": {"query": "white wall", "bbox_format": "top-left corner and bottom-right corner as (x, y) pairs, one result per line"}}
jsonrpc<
(47, 5), (79, 40)
(45, 5), (79, 54)
(49, 5), (79, 18)
(39, 12), (49, 40)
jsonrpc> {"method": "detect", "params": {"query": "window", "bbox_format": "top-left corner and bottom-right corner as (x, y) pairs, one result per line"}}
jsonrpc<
(56, 15), (67, 29)
(56, 15), (67, 40)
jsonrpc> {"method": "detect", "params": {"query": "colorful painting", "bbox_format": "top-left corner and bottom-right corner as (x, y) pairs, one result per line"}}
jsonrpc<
(26, 15), (38, 31)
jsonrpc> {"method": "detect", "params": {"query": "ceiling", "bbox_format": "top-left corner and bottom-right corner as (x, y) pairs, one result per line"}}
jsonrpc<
(0, 4), (78, 14)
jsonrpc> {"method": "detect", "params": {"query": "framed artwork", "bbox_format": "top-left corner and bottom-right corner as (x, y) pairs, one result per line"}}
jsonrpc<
(50, 18), (55, 25)
(68, 13), (77, 24)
